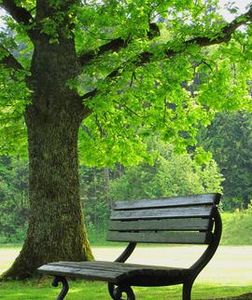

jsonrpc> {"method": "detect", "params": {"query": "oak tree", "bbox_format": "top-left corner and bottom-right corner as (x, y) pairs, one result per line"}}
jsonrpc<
(0, 0), (251, 278)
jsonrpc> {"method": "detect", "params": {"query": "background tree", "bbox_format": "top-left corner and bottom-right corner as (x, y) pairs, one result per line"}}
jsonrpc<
(0, 156), (28, 242)
(110, 141), (223, 200)
(79, 166), (111, 240)
(199, 112), (252, 209)
(0, 0), (251, 278)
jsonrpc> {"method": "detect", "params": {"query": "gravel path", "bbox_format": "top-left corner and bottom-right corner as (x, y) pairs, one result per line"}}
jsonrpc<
(1, 246), (252, 285)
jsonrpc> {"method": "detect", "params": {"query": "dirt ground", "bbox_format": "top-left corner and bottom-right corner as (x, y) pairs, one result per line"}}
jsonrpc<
(1, 245), (252, 285)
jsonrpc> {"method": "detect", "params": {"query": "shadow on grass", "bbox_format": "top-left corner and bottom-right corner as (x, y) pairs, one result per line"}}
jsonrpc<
(204, 293), (252, 300)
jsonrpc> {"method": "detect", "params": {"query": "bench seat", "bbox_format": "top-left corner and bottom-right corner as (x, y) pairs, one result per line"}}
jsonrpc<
(38, 260), (189, 286)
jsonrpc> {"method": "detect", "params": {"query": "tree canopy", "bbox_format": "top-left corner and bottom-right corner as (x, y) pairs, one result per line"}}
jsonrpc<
(1, 1), (252, 165)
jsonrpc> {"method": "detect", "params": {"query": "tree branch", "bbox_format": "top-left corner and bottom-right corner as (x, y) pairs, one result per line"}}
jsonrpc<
(81, 6), (252, 101)
(113, 99), (141, 118)
(79, 37), (127, 66)
(189, 6), (252, 46)
(82, 89), (98, 100)
(135, 5), (252, 66)
(0, 0), (33, 25)
(79, 22), (160, 66)
(0, 45), (24, 71)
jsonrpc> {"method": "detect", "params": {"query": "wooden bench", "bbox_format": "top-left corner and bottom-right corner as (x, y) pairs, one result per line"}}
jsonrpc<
(37, 193), (222, 300)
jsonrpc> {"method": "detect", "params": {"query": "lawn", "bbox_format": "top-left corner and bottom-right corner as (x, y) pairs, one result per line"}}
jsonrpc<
(221, 211), (252, 245)
(0, 280), (252, 300)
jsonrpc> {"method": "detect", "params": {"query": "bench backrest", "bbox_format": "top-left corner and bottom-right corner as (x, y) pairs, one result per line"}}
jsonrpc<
(107, 193), (221, 245)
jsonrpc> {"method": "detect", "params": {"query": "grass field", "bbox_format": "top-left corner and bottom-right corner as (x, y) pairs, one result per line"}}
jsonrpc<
(221, 211), (252, 245)
(1, 280), (252, 300)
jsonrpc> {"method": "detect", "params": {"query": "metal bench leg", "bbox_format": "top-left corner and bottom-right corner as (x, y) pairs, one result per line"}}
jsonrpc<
(52, 276), (69, 300)
(108, 283), (135, 300)
(182, 280), (193, 300)
(108, 283), (117, 299)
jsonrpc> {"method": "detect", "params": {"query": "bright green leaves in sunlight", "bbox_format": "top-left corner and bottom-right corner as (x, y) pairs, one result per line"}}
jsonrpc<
(40, 10), (75, 44)
(77, 47), (212, 166)
(197, 36), (252, 111)
(0, 66), (30, 156)
(72, 1), (252, 166)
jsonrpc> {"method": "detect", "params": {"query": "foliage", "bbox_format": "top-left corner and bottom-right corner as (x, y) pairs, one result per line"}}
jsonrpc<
(0, 67), (29, 156)
(0, 1), (251, 166)
(63, 7), (252, 167)
(199, 112), (252, 209)
(0, 156), (28, 242)
(79, 166), (110, 240)
(109, 141), (223, 201)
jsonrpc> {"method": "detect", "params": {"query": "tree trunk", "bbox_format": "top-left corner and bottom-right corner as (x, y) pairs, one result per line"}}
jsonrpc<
(2, 30), (94, 279)
(242, 194), (250, 209)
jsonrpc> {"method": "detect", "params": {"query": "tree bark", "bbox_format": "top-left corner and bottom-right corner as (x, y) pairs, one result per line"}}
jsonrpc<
(2, 27), (93, 279)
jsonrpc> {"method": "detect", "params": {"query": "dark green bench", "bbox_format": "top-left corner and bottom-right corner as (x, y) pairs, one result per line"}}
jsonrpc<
(38, 193), (222, 300)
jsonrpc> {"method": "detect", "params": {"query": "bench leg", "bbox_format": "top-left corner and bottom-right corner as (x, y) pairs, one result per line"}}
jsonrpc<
(108, 283), (117, 299)
(108, 283), (135, 300)
(52, 276), (69, 300)
(182, 280), (193, 300)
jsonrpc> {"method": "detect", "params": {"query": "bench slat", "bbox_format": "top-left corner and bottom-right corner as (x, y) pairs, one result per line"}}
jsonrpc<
(110, 206), (213, 220)
(52, 261), (182, 272)
(38, 264), (123, 282)
(51, 262), (138, 272)
(108, 218), (211, 231)
(113, 193), (221, 211)
(107, 231), (212, 244)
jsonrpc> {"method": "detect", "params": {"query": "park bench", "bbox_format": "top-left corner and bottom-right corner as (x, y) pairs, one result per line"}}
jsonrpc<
(37, 193), (222, 300)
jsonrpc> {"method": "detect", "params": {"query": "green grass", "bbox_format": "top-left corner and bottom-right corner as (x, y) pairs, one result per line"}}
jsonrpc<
(221, 209), (252, 245)
(0, 280), (252, 300)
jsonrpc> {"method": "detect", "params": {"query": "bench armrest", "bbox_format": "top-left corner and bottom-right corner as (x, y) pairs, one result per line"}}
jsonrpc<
(189, 208), (222, 277)
(114, 242), (137, 263)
